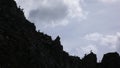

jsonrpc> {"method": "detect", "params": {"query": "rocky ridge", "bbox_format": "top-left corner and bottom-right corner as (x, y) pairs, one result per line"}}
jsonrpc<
(0, 0), (120, 68)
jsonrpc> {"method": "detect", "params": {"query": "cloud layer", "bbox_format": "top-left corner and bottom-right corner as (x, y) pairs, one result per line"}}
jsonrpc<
(84, 32), (120, 50)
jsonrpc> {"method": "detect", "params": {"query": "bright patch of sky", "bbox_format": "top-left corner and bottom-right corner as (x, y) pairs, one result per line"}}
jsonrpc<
(15, 0), (120, 61)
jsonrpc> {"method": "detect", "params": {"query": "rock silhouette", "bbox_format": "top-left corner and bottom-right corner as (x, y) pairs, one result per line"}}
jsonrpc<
(0, 0), (120, 68)
(101, 52), (120, 68)
(82, 51), (97, 68)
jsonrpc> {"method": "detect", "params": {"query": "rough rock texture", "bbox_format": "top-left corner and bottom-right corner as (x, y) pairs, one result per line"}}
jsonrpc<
(0, 0), (120, 68)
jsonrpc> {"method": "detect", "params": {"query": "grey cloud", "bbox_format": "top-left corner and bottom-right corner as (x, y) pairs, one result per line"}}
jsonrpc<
(29, 5), (68, 22)
(28, 0), (68, 27)
(15, 0), (85, 28)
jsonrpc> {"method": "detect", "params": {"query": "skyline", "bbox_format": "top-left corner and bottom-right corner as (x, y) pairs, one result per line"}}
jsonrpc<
(15, 0), (120, 60)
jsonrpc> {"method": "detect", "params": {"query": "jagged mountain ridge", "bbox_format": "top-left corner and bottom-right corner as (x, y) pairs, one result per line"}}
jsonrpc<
(0, 0), (120, 68)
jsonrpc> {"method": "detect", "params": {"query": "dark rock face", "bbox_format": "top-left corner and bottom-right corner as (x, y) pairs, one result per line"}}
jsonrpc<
(82, 52), (97, 68)
(101, 52), (120, 68)
(0, 0), (120, 68)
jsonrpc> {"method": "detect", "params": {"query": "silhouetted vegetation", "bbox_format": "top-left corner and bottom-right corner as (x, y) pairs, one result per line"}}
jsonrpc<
(0, 0), (120, 68)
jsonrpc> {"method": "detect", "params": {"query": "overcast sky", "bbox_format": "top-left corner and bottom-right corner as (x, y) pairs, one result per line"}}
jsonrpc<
(15, 0), (120, 61)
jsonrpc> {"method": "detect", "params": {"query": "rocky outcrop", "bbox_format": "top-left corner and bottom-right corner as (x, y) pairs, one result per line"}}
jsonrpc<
(82, 52), (97, 68)
(0, 0), (81, 68)
(101, 52), (120, 68)
(0, 0), (120, 68)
